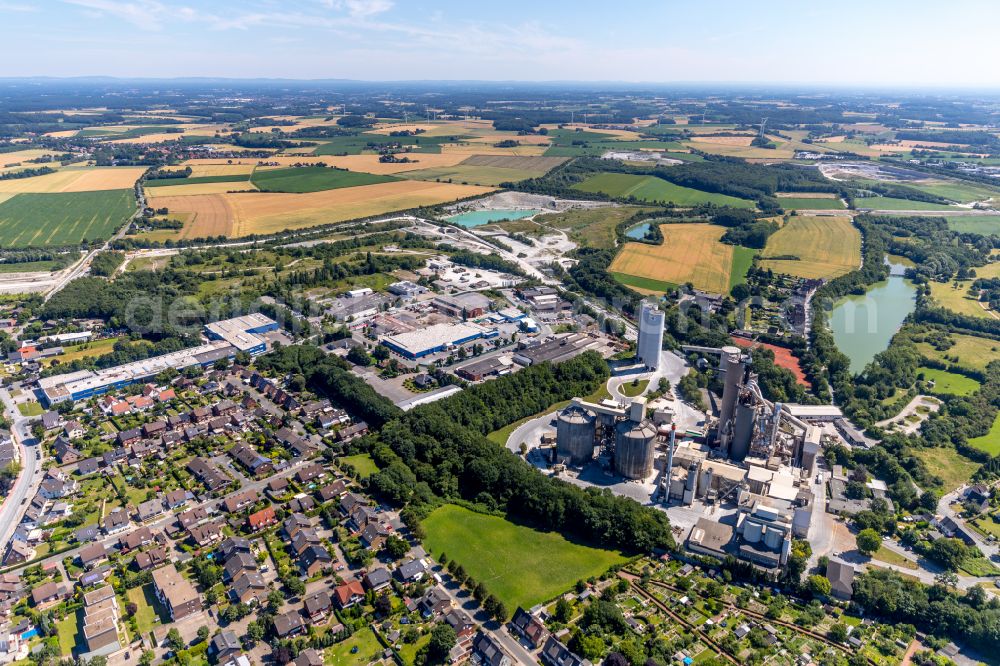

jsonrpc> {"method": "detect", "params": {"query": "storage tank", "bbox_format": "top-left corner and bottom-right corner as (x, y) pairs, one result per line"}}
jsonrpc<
(636, 301), (665, 370)
(556, 405), (597, 464)
(763, 526), (784, 550)
(614, 418), (657, 479)
(743, 520), (763, 544)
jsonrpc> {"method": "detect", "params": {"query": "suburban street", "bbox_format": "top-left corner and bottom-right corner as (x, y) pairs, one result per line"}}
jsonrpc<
(0, 386), (41, 552)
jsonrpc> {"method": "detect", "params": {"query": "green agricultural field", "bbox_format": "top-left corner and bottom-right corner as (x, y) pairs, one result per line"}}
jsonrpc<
(611, 272), (678, 294)
(945, 216), (1000, 234)
(422, 504), (628, 614)
(145, 174), (250, 187)
(572, 172), (754, 208)
(399, 164), (538, 187)
(912, 446), (981, 493)
(857, 197), (957, 211)
(915, 331), (1000, 372)
(533, 206), (657, 249)
(309, 133), (467, 156)
(0, 259), (66, 273)
(0, 189), (135, 247)
(903, 180), (1000, 204)
(730, 246), (756, 289)
(545, 140), (687, 158)
(919, 367), (981, 396)
(251, 166), (397, 193)
(969, 414), (1000, 456)
(777, 197), (846, 210)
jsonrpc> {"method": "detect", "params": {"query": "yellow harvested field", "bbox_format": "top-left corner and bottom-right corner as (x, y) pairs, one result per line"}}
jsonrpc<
(314, 153), (469, 175)
(58, 167), (145, 192)
(247, 156), (343, 169)
(609, 223), (737, 294)
(550, 124), (645, 141)
(0, 193), (16, 206)
(760, 216), (861, 279)
(368, 123), (444, 135)
(0, 167), (143, 193)
(144, 194), (235, 239)
(173, 163), (257, 177)
(466, 134), (552, 146)
(1, 149), (61, 167)
(43, 129), (80, 138)
(151, 181), (493, 238)
(816, 136), (846, 143)
(144, 181), (254, 197)
(690, 135), (755, 146)
(899, 139), (968, 149)
(110, 132), (190, 144)
(776, 192), (837, 199)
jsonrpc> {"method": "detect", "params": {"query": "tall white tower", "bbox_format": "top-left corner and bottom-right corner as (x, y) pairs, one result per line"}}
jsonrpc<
(636, 301), (665, 370)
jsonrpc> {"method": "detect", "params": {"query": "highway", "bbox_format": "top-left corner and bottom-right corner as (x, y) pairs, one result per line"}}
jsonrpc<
(0, 387), (41, 552)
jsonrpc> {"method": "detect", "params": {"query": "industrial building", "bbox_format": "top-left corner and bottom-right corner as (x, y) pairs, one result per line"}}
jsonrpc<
(431, 292), (492, 319)
(636, 301), (664, 370)
(387, 281), (428, 299)
(512, 333), (602, 366)
(40, 315), (277, 405)
(380, 321), (497, 360)
(553, 397), (658, 480)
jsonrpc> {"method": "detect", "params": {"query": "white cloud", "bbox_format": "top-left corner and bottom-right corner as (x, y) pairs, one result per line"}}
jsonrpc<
(323, 0), (393, 18)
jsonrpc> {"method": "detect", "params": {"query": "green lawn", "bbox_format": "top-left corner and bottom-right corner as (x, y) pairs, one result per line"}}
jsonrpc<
(18, 401), (44, 417)
(0, 259), (66, 273)
(422, 504), (628, 614)
(251, 166), (397, 193)
(912, 446), (980, 493)
(919, 367), (981, 396)
(145, 174), (250, 187)
(872, 545), (917, 570)
(572, 173), (755, 208)
(777, 197), (846, 210)
(398, 632), (431, 666)
(0, 189), (136, 248)
(340, 453), (380, 479)
(610, 272), (677, 294)
(324, 627), (383, 666)
(127, 584), (170, 636)
(915, 331), (1000, 373)
(486, 385), (612, 447)
(858, 197), (956, 211)
(969, 413), (1000, 456)
(619, 379), (649, 397)
(56, 614), (78, 655)
(945, 216), (1000, 235)
(960, 557), (1000, 577)
(730, 246), (756, 289)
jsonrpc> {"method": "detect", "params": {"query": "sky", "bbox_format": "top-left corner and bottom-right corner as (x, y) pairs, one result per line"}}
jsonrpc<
(2, 0), (999, 87)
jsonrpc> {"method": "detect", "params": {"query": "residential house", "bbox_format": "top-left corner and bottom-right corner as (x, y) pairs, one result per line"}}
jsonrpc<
(52, 438), (81, 465)
(134, 547), (169, 571)
(229, 443), (274, 479)
(31, 582), (62, 608)
(137, 498), (165, 522)
(360, 522), (388, 550)
(316, 480), (346, 503)
(293, 649), (324, 666)
(209, 631), (242, 662)
(63, 420), (85, 440)
(187, 458), (229, 492)
(223, 552), (257, 583)
(223, 490), (258, 514)
(104, 508), (131, 535)
(336, 422), (369, 443)
(826, 560), (855, 601)
(152, 564), (201, 621)
(283, 513), (312, 539)
(273, 611), (305, 638)
(176, 506), (211, 530)
(300, 545), (332, 577)
(231, 570), (267, 605)
(333, 580), (365, 609)
(247, 506), (277, 531)
(294, 463), (324, 485)
(445, 608), (476, 639)
(117, 428), (142, 447)
(540, 636), (592, 666)
(41, 411), (63, 430)
(188, 519), (225, 547)
(339, 492), (366, 516)
(119, 526), (155, 552)
(419, 586), (452, 617)
(350, 505), (378, 531)
(218, 537), (252, 560)
(77, 457), (101, 476)
(288, 495), (315, 513)
(303, 591), (332, 622)
(396, 559), (425, 583)
(164, 489), (192, 510)
(363, 568), (392, 592)
(472, 632), (512, 666)
(78, 543), (107, 570)
(75, 526), (99, 543)
(511, 607), (549, 649)
(290, 528), (321, 556)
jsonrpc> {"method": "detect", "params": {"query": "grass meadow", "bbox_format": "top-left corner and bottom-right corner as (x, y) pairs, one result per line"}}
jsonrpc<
(573, 172), (755, 208)
(421, 504), (627, 614)
(251, 166), (397, 193)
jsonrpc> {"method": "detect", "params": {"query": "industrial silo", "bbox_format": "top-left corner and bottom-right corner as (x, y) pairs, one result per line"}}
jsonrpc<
(716, 346), (744, 450)
(556, 405), (597, 464)
(730, 402), (757, 462)
(614, 417), (657, 480)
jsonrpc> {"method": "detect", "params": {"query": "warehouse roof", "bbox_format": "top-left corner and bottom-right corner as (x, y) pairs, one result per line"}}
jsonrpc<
(381, 322), (492, 356)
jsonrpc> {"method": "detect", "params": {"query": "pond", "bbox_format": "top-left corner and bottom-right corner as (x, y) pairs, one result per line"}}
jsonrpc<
(447, 209), (541, 228)
(624, 222), (651, 240)
(828, 256), (918, 374)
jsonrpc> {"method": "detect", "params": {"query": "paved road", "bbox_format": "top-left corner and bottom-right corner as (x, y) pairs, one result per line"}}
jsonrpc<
(0, 387), (41, 551)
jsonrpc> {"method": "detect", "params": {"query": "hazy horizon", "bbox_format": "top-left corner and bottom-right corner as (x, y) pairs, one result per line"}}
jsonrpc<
(2, 0), (999, 87)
